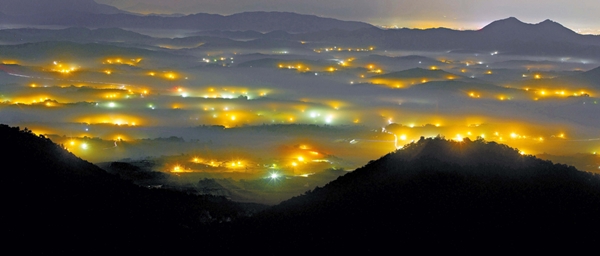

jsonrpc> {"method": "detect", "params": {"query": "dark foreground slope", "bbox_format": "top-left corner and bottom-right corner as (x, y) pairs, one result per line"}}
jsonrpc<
(1, 124), (248, 254)
(5, 124), (600, 253)
(239, 137), (600, 252)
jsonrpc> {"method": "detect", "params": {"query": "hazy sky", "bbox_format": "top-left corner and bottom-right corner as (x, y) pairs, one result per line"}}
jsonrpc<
(96, 0), (600, 33)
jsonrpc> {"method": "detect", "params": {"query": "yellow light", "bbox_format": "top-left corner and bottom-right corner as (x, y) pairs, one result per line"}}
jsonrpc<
(292, 162), (298, 167)
(400, 135), (407, 141)
(298, 156), (304, 162)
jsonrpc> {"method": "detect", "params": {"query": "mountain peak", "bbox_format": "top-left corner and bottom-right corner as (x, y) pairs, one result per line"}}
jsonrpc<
(480, 17), (577, 38)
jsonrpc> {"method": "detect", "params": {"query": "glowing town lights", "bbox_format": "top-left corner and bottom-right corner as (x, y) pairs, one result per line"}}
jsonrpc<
(70, 141), (75, 146)
(430, 66), (438, 70)
(173, 166), (182, 172)
(510, 133), (517, 138)
(231, 116), (236, 121)
(519, 151), (526, 155)
(534, 74), (541, 79)
(292, 162), (298, 167)
(269, 172), (280, 180)
(108, 102), (116, 108)
(486, 70), (493, 75)
(104, 70), (112, 75)
(298, 156), (304, 162)
(400, 135), (407, 141)
(81, 143), (88, 150)
(455, 134), (463, 142)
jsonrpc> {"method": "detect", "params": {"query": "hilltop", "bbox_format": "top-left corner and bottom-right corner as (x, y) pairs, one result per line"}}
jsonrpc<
(2, 124), (251, 254)
(4, 124), (600, 253)
(246, 136), (600, 252)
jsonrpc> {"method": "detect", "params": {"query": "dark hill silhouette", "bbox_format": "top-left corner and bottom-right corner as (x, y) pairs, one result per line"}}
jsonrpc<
(2, 124), (250, 253)
(5, 123), (600, 252)
(0, 41), (196, 67)
(372, 67), (466, 80)
(269, 18), (600, 58)
(509, 65), (600, 91)
(240, 136), (600, 252)
(480, 17), (579, 40)
(577, 65), (600, 85)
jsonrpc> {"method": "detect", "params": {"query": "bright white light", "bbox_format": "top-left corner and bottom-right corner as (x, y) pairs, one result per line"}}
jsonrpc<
(269, 172), (280, 180)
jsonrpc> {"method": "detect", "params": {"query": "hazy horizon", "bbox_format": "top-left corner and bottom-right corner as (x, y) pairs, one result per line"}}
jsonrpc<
(96, 0), (600, 34)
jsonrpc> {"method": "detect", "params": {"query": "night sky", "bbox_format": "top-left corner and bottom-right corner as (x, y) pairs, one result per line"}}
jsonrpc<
(97, 0), (600, 34)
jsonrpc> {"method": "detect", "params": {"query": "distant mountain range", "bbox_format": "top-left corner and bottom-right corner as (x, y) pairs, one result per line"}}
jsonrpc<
(269, 17), (600, 57)
(0, 0), (373, 33)
(0, 0), (124, 16)
(1, 1), (599, 58)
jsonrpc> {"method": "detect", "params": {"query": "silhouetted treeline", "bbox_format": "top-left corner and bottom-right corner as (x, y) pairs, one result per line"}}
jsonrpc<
(1, 124), (253, 254)
(232, 136), (600, 253)
(5, 124), (600, 253)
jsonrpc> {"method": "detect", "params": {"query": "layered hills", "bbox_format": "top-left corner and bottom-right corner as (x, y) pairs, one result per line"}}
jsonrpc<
(5, 124), (600, 252)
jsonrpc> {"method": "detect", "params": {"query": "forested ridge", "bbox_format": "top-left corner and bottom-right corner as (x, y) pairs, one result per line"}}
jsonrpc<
(4, 125), (600, 253)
